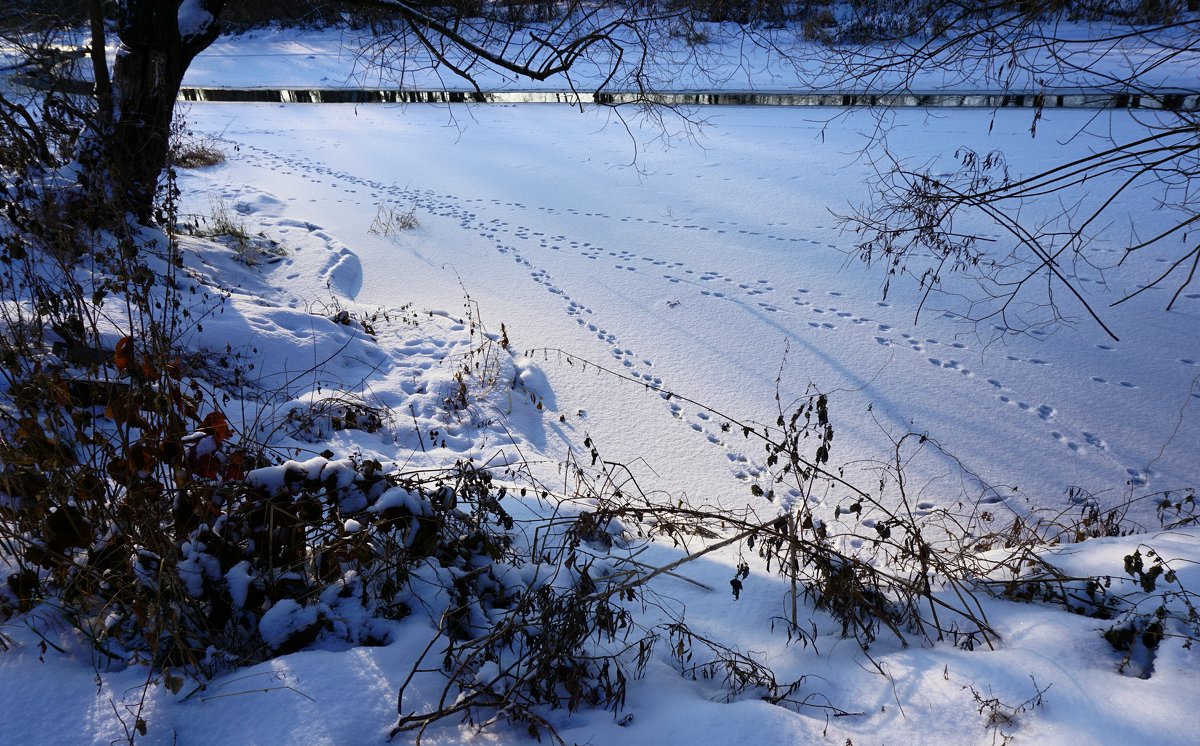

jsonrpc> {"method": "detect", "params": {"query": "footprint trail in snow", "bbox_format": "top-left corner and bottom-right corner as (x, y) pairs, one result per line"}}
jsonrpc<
(207, 136), (1174, 495)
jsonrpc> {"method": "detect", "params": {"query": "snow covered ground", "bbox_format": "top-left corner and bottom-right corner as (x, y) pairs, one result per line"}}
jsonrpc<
(171, 101), (1199, 511)
(3, 22), (1200, 746)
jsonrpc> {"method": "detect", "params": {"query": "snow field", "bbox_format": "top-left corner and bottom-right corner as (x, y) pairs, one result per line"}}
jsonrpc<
(52, 98), (1183, 744)
(3, 29), (1199, 741)
(177, 102), (1199, 519)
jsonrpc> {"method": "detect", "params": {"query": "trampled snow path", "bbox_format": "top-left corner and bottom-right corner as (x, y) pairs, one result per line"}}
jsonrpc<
(178, 102), (1198, 522)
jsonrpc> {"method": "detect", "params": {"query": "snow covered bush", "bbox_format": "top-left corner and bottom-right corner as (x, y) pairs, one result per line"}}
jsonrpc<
(0, 137), (666, 741)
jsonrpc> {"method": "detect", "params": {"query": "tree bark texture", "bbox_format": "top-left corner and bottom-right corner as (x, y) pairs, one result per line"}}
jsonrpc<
(107, 0), (224, 221)
(88, 0), (112, 127)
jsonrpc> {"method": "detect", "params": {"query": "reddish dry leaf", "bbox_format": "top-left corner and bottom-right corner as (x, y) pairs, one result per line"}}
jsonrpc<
(201, 411), (231, 445)
(113, 335), (133, 372)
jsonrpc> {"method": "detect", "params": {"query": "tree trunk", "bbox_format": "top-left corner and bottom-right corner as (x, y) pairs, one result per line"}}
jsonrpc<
(105, 0), (225, 221)
(89, 0), (112, 127)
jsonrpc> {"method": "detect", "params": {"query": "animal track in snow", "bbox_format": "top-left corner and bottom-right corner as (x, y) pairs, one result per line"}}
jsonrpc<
(1006, 354), (1050, 366)
(232, 138), (1131, 491)
(1125, 467), (1149, 487)
(927, 358), (973, 376)
(1090, 376), (1138, 388)
(322, 145), (1153, 487)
